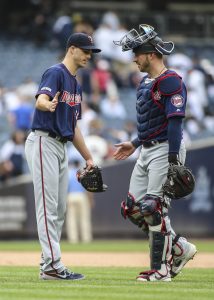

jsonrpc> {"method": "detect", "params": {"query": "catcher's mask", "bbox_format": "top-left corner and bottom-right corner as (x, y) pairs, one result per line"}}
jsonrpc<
(113, 24), (174, 55)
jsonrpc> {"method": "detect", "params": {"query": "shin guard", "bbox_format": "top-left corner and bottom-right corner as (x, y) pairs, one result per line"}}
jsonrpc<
(149, 230), (172, 270)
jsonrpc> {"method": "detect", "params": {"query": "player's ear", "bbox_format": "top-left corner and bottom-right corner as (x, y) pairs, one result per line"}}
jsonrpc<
(148, 53), (156, 61)
(67, 46), (75, 54)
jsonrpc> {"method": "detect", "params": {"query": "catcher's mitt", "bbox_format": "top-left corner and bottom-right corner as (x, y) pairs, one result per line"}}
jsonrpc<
(76, 166), (108, 193)
(162, 164), (195, 199)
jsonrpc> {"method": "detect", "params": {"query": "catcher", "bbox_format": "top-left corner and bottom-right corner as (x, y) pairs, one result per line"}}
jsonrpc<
(113, 24), (197, 282)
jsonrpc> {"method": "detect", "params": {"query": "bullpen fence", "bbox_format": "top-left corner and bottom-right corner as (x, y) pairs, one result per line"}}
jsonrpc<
(0, 139), (214, 239)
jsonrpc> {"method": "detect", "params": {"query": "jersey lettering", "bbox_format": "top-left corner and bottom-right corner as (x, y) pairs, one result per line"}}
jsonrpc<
(60, 91), (81, 107)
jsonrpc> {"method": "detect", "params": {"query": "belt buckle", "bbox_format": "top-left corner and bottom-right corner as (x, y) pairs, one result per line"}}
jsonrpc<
(55, 136), (61, 142)
(151, 140), (158, 146)
(57, 136), (67, 143)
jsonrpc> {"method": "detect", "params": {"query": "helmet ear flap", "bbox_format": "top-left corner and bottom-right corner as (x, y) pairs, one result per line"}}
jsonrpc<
(149, 36), (174, 55)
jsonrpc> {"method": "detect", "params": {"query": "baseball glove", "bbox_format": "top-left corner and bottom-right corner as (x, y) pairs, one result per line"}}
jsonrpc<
(162, 164), (195, 199)
(76, 166), (108, 193)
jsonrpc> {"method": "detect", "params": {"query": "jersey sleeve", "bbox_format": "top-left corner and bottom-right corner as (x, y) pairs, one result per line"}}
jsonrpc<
(165, 89), (186, 119)
(36, 67), (61, 100)
(155, 72), (187, 119)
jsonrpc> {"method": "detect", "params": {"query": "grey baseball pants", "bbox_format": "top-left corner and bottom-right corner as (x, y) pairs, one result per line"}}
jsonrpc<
(25, 131), (68, 273)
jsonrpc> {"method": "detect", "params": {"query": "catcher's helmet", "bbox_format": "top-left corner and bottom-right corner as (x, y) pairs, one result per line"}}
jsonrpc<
(113, 24), (174, 55)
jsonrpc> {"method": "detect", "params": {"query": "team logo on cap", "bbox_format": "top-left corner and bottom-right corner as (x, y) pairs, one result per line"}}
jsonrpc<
(171, 94), (184, 108)
(88, 35), (93, 44)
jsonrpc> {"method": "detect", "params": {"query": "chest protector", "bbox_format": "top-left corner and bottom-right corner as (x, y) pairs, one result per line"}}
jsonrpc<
(136, 71), (182, 141)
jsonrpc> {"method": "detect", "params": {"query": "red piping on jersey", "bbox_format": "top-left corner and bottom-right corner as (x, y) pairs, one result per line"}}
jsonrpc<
(151, 73), (182, 108)
(142, 120), (168, 142)
(151, 80), (164, 110)
(143, 78), (168, 140)
(157, 73), (182, 96)
(39, 136), (56, 272)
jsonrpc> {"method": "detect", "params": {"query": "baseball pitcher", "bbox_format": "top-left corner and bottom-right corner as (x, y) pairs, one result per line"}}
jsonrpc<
(25, 33), (101, 280)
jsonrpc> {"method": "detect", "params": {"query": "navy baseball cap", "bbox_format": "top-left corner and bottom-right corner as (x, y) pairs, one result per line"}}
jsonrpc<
(66, 33), (101, 53)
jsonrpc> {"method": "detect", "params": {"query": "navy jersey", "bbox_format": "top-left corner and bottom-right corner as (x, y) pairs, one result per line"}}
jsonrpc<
(136, 70), (187, 142)
(32, 63), (82, 140)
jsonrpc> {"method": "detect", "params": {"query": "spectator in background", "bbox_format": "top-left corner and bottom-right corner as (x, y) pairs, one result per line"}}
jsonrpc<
(187, 65), (209, 114)
(52, 13), (73, 49)
(7, 79), (36, 133)
(0, 130), (26, 181)
(77, 63), (94, 100)
(31, 13), (49, 46)
(84, 118), (110, 165)
(100, 80), (127, 119)
(16, 78), (38, 101)
(3, 87), (20, 112)
(184, 116), (203, 137)
(111, 23), (134, 87)
(91, 58), (112, 102)
(66, 160), (93, 243)
(0, 84), (6, 115)
(94, 11), (120, 61)
(73, 19), (94, 36)
(167, 52), (193, 82)
(9, 97), (34, 132)
(78, 101), (98, 136)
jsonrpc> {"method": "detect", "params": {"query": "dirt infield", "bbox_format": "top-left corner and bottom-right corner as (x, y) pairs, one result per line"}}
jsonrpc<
(0, 252), (213, 268)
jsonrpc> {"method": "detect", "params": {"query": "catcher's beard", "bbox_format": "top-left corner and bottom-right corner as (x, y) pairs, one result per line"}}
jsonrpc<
(138, 55), (150, 73)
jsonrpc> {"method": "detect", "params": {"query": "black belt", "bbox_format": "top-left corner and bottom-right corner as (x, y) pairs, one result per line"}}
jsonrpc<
(48, 132), (68, 143)
(142, 139), (167, 148)
(32, 130), (68, 143)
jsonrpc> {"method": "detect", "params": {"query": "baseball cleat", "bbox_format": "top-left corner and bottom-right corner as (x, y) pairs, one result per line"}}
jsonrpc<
(170, 242), (197, 278)
(137, 264), (171, 282)
(41, 269), (85, 280)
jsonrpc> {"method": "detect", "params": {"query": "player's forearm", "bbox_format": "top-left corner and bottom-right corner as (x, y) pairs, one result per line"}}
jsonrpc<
(73, 126), (93, 161)
(35, 95), (51, 111)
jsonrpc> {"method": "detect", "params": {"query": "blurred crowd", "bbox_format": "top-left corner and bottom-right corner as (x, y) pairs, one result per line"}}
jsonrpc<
(1, 10), (214, 182)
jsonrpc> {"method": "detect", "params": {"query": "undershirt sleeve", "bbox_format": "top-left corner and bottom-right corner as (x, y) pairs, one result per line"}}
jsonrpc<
(168, 117), (183, 154)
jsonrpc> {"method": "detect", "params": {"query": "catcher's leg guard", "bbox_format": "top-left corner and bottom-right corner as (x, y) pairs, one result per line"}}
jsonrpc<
(137, 230), (172, 281)
(137, 194), (172, 275)
(149, 231), (171, 270)
(121, 193), (148, 233)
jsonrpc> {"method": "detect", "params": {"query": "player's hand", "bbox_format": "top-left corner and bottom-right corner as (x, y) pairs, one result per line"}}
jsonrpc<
(49, 91), (60, 112)
(85, 159), (95, 171)
(113, 142), (136, 160)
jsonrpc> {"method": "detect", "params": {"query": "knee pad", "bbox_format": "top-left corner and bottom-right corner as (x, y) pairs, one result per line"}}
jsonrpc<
(138, 194), (162, 226)
(121, 193), (148, 232)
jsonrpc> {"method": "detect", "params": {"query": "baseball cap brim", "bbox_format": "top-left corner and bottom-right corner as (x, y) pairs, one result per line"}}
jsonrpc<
(79, 45), (101, 53)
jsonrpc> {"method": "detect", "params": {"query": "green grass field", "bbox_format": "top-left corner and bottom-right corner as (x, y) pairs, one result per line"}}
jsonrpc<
(0, 267), (214, 300)
(0, 239), (214, 252)
(0, 240), (213, 300)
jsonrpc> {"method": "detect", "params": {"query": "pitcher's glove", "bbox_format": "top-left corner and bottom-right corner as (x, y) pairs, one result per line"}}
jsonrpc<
(163, 164), (195, 199)
(76, 166), (108, 193)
